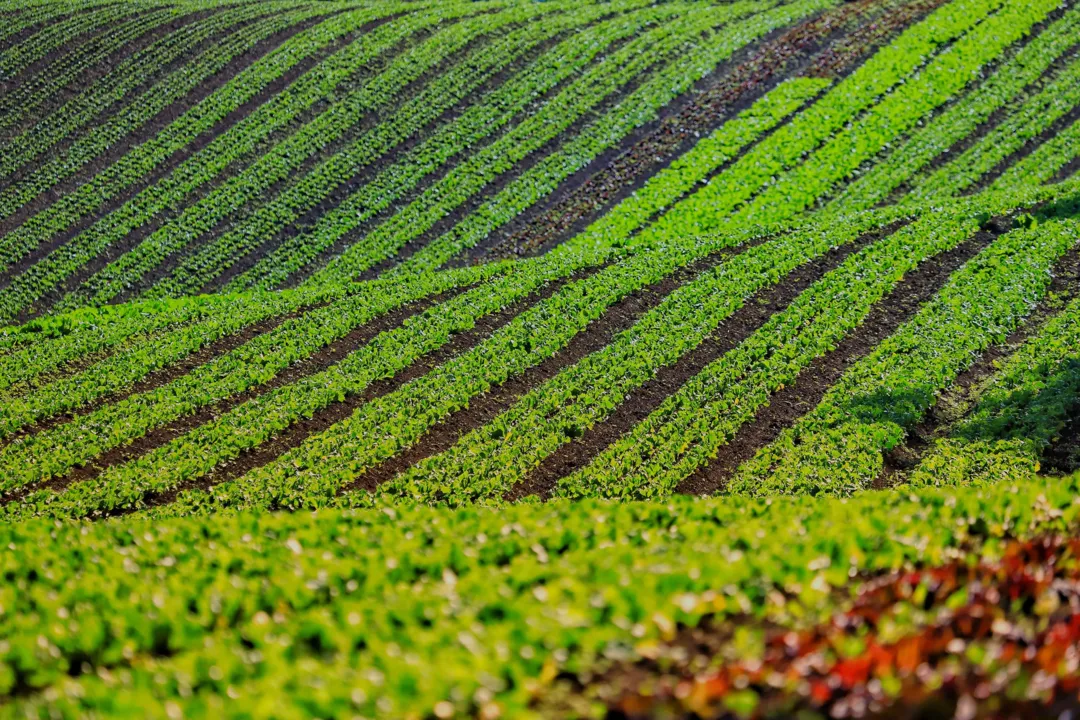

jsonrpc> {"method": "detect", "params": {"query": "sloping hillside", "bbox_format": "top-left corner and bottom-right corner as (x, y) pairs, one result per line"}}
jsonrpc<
(3, 0), (1080, 717)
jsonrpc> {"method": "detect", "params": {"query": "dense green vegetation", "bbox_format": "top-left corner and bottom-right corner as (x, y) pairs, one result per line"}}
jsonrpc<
(4, 0), (1080, 716)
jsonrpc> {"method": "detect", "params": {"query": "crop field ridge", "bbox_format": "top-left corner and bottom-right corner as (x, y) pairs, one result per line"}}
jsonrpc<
(6, 1), (1080, 718)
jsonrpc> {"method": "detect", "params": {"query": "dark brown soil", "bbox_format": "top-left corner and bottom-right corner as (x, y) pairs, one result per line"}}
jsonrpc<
(473, 0), (945, 262)
(508, 221), (907, 501)
(1044, 415), (1080, 474)
(676, 223), (1008, 496)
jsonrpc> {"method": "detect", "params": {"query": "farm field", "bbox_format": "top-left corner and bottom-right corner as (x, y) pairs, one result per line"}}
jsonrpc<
(2, 0), (1080, 717)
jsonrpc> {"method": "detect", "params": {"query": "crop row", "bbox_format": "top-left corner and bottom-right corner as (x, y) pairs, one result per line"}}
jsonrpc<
(556, 77), (830, 255)
(0, 253), (517, 501)
(989, 116), (1080, 190)
(222, 0), (685, 293)
(2, 470), (1078, 718)
(909, 53), (1080, 201)
(609, 0), (1010, 252)
(0, 5), (187, 135)
(0, 2), (289, 186)
(138, 0), (678, 300)
(0, 1), (137, 82)
(70, 0), (597, 309)
(310, 0), (833, 285)
(1, 217), (770, 520)
(728, 0), (1061, 224)
(825, 3), (1080, 212)
(909, 288), (1080, 487)
(730, 212), (1080, 497)
(389, 182), (1078, 506)
(0, 289), (323, 395)
(0, 2), (423, 322)
(38, 0), (523, 314)
(154, 0), (767, 295)
(551, 206), (986, 501)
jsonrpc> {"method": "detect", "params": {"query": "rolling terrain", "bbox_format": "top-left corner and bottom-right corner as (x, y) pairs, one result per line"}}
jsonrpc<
(3, 0), (1080, 717)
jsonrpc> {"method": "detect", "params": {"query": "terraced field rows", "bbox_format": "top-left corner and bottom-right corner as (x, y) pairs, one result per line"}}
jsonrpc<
(5, 0), (1080, 717)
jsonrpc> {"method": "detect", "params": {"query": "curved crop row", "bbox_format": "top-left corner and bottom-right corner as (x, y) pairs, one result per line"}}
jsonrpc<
(311, 0), (833, 284)
(730, 211), (1080, 497)
(0, 2), (283, 184)
(0, 3), (417, 319)
(138, 0), (672, 300)
(730, 0), (1061, 224)
(67, 0), (586, 309)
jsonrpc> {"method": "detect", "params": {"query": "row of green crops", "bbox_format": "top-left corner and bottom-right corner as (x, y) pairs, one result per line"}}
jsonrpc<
(0, 3), (309, 193)
(5, 0), (1072, 324)
(556, 77), (830, 256)
(136, 0), (690, 301)
(990, 117), (1080, 191)
(730, 209), (1080, 497)
(140, 183), (1073, 518)
(65, 0), (602, 309)
(383, 208), (918, 507)
(2, 471), (1079, 718)
(0, 1), (110, 47)
(221, 0), (707, 293)
(825, 2), (1080, 212)
(0, 257), (516, 497)
(0, 1), (429, 319)
(909, 285), (1080, 487)
(551, 203), (990, 500)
